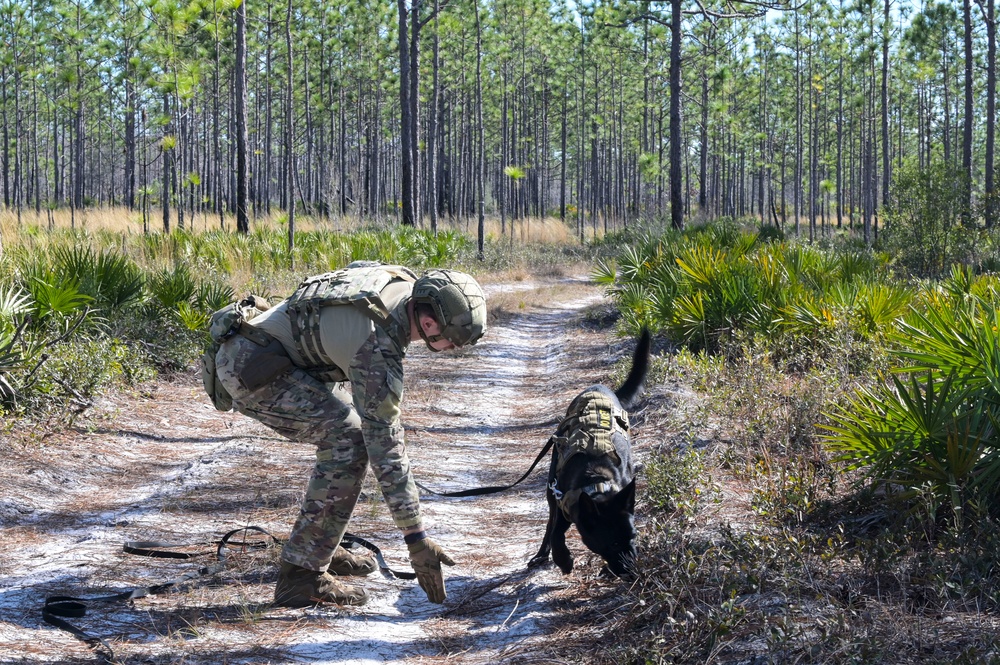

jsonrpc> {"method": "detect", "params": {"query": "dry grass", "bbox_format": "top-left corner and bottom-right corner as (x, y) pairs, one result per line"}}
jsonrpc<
(486, 278), (601, 327)
(0, 206), (583, 245)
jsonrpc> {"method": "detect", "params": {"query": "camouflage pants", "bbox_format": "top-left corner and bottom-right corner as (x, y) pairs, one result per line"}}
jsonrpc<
(216, 334), (369, 572)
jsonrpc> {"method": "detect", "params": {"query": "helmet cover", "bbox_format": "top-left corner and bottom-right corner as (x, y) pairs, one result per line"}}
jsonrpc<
(412, 269), (487, 348)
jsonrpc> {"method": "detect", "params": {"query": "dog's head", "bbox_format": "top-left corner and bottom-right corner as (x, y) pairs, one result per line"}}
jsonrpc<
(569, 476), (637, 576)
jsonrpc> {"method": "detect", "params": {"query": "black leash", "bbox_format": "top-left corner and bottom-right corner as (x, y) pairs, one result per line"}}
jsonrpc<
(43, 526), (278, 663)
(341, 534), (416, 580)
(415, 436), (556, 498)
(41, 526), (413, 661)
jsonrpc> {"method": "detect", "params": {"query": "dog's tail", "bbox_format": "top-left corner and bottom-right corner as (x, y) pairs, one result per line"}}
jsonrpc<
(615, 327), (651, 408)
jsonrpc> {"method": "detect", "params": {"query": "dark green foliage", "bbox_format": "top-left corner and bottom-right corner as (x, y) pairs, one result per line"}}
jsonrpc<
(597, 221), (896, 361)
(196, 281), (237, 313)
(148, 264), (197, 311)
(882, 161), (978, 277)
(822, 286), (1000, 520)
(50, 245), (146, 310)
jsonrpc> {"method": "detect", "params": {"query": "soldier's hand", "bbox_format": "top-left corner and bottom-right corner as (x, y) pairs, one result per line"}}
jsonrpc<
(406, 536), (455, 603)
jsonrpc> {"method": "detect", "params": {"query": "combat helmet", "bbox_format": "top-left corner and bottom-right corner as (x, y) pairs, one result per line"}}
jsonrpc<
(412, 269), (487, 349)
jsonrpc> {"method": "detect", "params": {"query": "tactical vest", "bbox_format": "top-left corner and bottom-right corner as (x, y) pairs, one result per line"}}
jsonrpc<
(549, 388), (631, 518)
(285, 265), (417, 380)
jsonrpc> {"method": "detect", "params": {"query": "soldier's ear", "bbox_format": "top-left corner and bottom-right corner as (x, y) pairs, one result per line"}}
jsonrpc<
(420, 314), (440, 334)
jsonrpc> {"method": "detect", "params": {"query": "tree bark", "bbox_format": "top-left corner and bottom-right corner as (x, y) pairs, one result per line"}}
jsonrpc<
(235, 0), (250, 234)
(963, 0), (974, 223)
(881, 0), (891, 211)
(474, 0), (485, 260)
(986, 0), (997, 228)
(398, 0), (415, 226)
(285, 0), (295, 259)
(428, 0), (440, 234)
(669, 0), (683, 229)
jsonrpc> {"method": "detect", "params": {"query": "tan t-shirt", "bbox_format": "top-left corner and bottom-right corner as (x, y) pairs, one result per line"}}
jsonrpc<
(251, 280), (411, 374)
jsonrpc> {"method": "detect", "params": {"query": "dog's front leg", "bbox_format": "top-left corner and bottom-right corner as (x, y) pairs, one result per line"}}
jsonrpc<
(529, 489), (559, 567)
(550, 511), (574, 574)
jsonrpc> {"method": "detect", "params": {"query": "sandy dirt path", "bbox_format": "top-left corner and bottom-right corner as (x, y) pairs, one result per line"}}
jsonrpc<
(0, 278), (641, 664)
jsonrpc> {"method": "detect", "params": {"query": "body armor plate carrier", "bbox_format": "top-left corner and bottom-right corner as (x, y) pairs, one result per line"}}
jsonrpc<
(286, 265), (417, 379)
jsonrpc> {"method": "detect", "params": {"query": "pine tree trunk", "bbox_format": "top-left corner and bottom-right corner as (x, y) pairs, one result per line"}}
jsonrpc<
(986, 0), (997, 229)
(474, 0), (485, 260)
(162, 94), (170, 233)
(285, 0), (295, 258)
(398, 0), (414, 226)
(963, 0), (974, 222)
(235, 0), (250, 234)
(560, 84), (567, 222)
(428, 0), (440, 234)
(410, 2), (421, 224)
(669, 0), (684, 230)
(882, 0), (891, 210)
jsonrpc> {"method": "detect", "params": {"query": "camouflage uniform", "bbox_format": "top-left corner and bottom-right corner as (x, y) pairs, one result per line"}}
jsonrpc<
(214, 268), (421, 572)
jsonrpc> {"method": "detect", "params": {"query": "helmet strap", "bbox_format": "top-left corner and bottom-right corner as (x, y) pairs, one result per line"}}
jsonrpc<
(418, 326), (444, 352)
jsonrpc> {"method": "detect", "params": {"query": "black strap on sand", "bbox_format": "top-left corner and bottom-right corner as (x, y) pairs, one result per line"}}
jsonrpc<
(42, 526), (278, 661)
(415, 436), (556, 498)
(341, 534), (416, 580)
(42, 526), (417, 660)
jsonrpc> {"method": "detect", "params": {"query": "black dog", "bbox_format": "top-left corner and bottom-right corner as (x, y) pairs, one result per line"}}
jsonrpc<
(529, 328), (650, 577)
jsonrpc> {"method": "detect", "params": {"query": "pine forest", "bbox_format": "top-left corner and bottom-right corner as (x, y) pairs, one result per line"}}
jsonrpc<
(1, 0), (996, 240)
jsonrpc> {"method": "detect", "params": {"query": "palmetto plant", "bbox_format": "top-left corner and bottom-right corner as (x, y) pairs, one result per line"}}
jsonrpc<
(600, 223), (912, 359)
(0, 285), (31, 331)
(0, 287), (32, 403)
(822, 285), (1000, 519)
(821, 372), (998, 518)
(25, 276), (93, 325)
(0, 319), (30, 403)
(50, 245), (145, 311)
(177, 301), (211, 333)
(148, 264), (197, 311)
(195, 282), (237, 313)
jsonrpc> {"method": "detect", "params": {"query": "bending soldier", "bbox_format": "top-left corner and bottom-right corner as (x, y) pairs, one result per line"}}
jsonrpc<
(212, 264), (487, 607)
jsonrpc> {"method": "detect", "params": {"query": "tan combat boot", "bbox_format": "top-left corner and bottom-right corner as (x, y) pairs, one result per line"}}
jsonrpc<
(327, 545), (378, 577)
(273, 561), (368, 607)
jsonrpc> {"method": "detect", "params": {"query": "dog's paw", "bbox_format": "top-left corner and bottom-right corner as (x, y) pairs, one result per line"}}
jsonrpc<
(599, 564), (637, 581)
(527, 554), (550, 568)
(553, 551), (574, 574)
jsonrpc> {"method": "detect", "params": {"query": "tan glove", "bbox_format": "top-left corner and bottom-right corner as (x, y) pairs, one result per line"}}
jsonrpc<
(407, 536), (455, 603)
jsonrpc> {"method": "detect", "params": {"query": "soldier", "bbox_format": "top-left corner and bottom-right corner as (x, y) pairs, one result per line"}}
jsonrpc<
(212, 264), (487, 607)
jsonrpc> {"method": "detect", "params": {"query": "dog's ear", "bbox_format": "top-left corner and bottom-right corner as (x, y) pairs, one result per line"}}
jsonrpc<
(615, 477), (636, 512)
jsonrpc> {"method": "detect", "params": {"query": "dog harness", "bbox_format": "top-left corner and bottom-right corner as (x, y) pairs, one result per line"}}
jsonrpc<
(549, 388), (630, 518)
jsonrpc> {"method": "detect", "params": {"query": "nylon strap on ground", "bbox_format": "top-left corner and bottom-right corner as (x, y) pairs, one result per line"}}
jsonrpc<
(415, 435), (557, 498)
(42, 526), (279, 662)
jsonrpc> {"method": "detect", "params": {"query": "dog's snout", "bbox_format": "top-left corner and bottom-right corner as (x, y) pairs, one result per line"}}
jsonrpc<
(606, 545), (638, 577)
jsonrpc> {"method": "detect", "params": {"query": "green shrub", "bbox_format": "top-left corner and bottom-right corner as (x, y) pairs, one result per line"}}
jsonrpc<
(598, 221), (906, 364)
(882, 160), (977, 277)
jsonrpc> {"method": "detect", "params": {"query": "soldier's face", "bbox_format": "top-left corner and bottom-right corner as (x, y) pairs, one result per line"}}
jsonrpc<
(419, 314), (456, 351)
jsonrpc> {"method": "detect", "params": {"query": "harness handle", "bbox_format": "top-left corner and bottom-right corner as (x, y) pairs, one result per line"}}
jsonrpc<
(341, 534), (417, 580)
